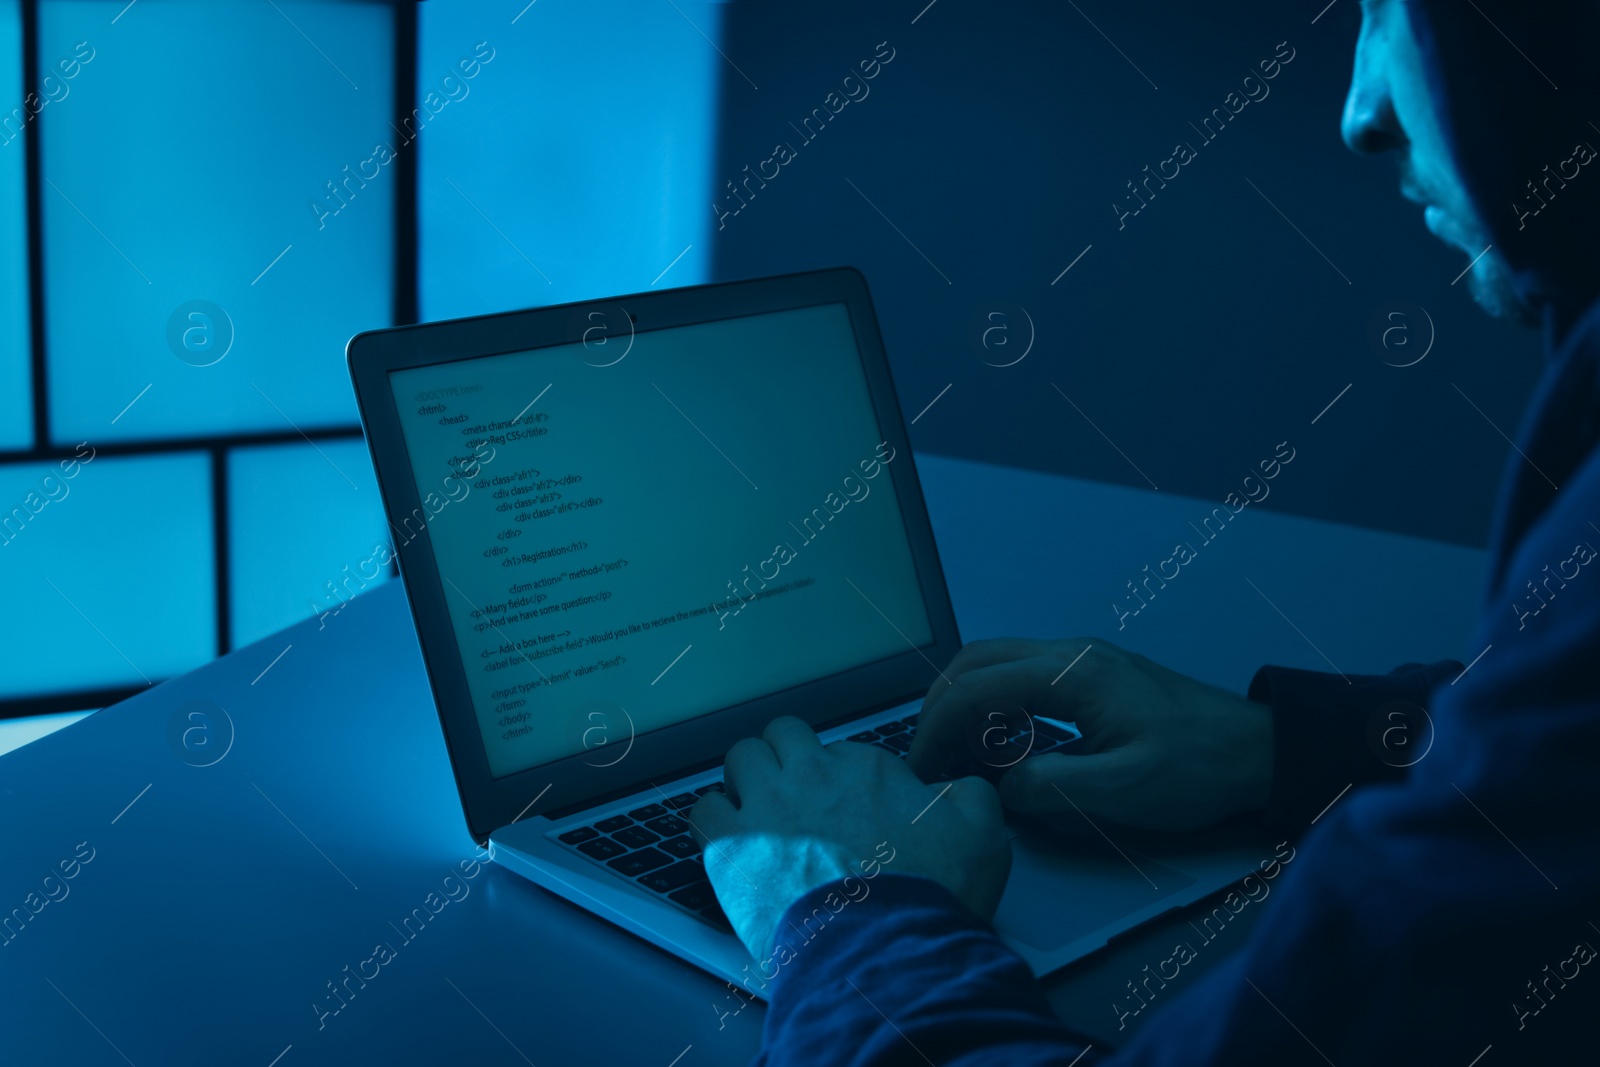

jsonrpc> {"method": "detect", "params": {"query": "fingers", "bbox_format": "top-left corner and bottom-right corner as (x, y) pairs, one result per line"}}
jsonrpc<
(762, 715), (823, 767)
(944, 637), (1058, 676)
(942, 776), (1013, 920)
(909, 658), (1065, 779)
(722, 736), (779, 808)
(943, 775), (1005, 832)
(824, 738), (909, 786)
(688, 788), (738, 842)
(922, 638), (1052, 714)
(997, 746), (1146, 818)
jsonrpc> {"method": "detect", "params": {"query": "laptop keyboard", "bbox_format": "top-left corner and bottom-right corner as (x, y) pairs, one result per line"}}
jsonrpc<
(550, 710), (1080, 932)
(556, 786), (731, 929)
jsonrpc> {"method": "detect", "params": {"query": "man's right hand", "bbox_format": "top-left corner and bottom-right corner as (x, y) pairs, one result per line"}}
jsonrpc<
(907, 638), (1275, 833)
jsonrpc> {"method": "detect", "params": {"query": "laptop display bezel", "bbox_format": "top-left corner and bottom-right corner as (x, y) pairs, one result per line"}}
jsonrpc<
(347, 267), (962, 843)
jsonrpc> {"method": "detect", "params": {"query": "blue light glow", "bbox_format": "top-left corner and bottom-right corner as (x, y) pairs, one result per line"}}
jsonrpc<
(0, 0), (30, 450)
(0, 451), (214, 698)
(39, 0), (394, 445)
(228, 439), (391, 649)
(418, 0), (719, 318)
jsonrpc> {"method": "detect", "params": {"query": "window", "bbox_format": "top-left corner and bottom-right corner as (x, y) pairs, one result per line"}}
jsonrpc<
(228, 439), (389, 649)
(417, 0), (719, 317)
(0, 452), (215, 699)
(1, 0), (410, 715)
(40, 0), (394, 444)
(1, 0), (718, 717)
(0, 0), (30, 450)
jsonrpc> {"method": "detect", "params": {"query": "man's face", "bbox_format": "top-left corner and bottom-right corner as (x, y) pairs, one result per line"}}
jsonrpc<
(1342, 0), (1538, 325)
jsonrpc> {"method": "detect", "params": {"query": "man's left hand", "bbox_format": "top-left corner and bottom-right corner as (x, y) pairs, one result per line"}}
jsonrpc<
(691, 716), (1012, 961)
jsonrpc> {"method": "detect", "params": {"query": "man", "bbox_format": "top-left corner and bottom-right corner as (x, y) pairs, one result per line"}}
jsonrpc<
(693, 1), (1600, 1062)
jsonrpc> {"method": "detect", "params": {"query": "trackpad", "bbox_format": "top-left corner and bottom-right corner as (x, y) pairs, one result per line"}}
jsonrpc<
(993, 827), (1194, 951)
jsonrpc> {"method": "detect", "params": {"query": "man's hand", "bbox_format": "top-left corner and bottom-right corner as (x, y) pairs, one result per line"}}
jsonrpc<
(691, 716), (1010, 962)
(908, 638), (1273, 832)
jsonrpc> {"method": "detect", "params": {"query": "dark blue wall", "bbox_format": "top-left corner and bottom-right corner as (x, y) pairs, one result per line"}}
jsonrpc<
(707, 0), (1544, 548)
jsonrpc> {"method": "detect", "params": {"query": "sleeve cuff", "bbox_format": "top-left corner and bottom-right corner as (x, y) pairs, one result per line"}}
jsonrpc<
(753, 873), (1096, 1065)
(1248, 660), (1462, 832)
(757, 872), (1010, 1002)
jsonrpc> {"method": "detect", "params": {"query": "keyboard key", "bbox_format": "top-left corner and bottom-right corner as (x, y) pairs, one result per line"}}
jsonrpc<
(606, 847), (673, 877)
(612, 825), (661, 849)
(663, 792), (699, 810)
(903, 712), (919, 727)
(645, 814), (690, 837)
(638, 859), (706, 894)
(595, 815), (633, 833)
(659, 835), (702, 859)
(876, 720), (909, 735)
(668, 879), (717, 911)
(694, 783), (724, 796)
(558, 826), (599, 845)
(628, 803), (669, 821)
(847, 731), (878, 743)
(881, 733), (913, 753)
(577, 837), (626, 861)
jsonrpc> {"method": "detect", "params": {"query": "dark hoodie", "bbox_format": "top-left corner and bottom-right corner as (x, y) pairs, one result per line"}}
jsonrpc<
(749, 3), (1600, 1062)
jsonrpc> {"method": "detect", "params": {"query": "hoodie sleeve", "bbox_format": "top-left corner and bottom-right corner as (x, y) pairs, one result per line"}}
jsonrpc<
(1246, 659), (1462, 832)
(750, 873), (1103, 1067)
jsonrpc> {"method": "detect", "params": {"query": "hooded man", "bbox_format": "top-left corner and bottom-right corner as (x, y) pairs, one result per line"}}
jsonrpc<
(691, 1), (1600, 1062)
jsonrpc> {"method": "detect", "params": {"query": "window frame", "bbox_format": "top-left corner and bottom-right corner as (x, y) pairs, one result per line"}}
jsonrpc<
(0, 0), (419, 718)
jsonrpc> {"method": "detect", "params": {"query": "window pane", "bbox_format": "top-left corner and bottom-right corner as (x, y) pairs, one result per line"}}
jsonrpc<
(0, 0), (30, 450)
(0, 451), (214, 700)
(419, 0), (718, 318)
(228, 439), (390, 648)
(40, 0), (394, 444)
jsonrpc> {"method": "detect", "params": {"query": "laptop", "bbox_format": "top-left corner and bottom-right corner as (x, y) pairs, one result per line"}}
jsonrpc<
(347, 267), (1263, 997)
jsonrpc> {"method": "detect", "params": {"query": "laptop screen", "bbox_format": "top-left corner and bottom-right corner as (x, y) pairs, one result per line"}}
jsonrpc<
(387, 302), (935, 779)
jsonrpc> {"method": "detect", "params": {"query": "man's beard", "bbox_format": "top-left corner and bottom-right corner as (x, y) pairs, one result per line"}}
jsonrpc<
(1468, 247), (1541, 328)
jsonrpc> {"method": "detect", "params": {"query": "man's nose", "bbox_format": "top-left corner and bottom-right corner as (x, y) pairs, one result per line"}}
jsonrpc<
(1342, 78), (1403, 155)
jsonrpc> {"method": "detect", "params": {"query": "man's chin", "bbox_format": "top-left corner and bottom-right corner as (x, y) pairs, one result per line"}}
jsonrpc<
(1466, 252), (1541, 328)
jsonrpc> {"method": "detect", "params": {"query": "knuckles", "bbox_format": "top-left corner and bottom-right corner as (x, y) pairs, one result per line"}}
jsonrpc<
(725, 736), (770, 765)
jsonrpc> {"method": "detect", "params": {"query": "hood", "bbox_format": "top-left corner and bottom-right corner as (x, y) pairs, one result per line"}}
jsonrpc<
(1407, 0), (1600, 343)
